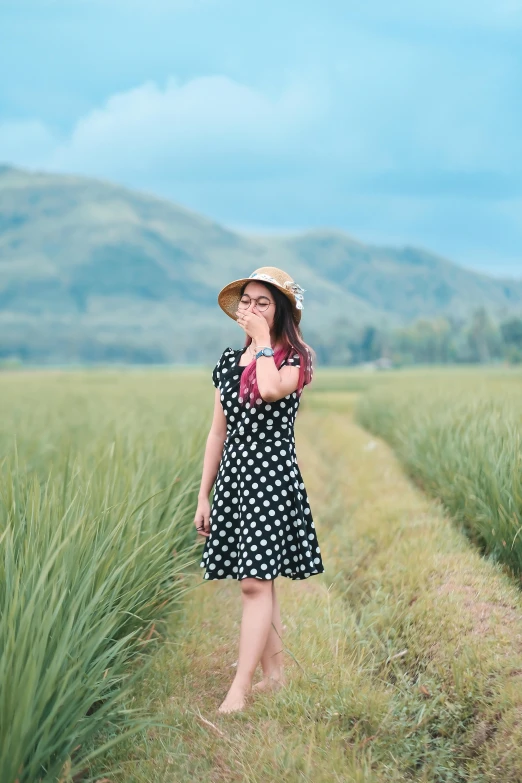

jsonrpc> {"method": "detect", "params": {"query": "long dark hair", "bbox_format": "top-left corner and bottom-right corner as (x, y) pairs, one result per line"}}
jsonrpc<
(239, 281), (314, 405)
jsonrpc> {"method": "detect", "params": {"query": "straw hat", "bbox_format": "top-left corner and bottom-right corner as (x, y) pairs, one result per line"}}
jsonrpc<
(217, 267), (306, 324)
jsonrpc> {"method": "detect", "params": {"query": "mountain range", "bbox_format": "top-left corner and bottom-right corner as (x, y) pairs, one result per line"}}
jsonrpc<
(0, 164), (521, 364)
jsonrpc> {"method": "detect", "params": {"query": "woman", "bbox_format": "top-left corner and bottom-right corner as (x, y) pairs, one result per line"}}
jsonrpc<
(194, 266), (325, 713)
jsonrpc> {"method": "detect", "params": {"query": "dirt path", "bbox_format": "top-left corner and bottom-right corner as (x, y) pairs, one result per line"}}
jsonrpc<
(101, 395), (522, 783)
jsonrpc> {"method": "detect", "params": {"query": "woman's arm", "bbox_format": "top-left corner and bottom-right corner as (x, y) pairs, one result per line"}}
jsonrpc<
(194, 388), (227, 537)
(255, 359), (300, 403)
(235, 310), (301, 402)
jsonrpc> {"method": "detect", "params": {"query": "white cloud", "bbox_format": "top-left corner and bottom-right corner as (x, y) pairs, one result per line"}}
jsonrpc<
(36, 75), (325, 181)
(0, 75), (325, 182)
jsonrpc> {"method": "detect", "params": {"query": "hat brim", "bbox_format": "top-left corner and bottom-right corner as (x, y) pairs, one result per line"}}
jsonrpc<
(217, 278), (302, 324)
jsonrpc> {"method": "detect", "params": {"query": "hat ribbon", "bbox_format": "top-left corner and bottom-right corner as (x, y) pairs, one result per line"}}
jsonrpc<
(248, 272), (305, 310)
(249, 272), (278, 285)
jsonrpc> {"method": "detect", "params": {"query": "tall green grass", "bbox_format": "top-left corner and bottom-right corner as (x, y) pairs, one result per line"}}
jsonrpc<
(356, 376), (522, 576)
(0, 370), (209, 781)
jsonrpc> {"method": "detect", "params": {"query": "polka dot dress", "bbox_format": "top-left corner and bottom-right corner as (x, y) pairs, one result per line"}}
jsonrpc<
(200, 346), (325, 582)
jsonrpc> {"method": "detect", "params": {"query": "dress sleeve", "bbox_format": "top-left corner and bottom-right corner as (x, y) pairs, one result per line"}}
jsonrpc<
(286, 351), (301, 367)
(285, 349), (314, 389)
(212, 349), (228, 388)
(212, 354), (222, 388)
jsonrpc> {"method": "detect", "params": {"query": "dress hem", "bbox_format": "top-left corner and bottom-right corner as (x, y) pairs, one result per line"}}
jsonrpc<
(201, 567), (325, 582)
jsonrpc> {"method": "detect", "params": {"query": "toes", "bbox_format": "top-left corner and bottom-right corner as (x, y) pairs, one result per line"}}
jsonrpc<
(252, 677), (285, 693)
(218, 699), (245, 713)
(218, 691), (247, 712)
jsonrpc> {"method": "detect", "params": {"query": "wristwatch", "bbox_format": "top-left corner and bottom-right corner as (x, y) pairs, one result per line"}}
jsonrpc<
(255, 346), (275, 360)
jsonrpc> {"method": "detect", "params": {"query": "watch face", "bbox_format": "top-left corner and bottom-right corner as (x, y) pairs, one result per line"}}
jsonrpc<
(263, 348), (274, 356)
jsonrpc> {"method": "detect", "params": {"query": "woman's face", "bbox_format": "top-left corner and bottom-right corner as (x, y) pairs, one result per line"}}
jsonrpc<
(238, 281), (276, 331)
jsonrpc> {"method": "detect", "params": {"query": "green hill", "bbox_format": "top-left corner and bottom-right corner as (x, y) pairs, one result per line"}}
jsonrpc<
(0, 164), (520, 363)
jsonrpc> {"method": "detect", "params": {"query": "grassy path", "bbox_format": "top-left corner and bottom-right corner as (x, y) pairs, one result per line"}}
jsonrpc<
(101, 393), (522, 783)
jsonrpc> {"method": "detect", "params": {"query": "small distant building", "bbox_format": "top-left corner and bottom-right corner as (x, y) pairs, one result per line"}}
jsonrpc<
(361, 357), (394, 371)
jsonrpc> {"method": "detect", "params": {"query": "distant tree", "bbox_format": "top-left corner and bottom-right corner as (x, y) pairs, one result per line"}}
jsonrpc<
(306, 320), (355, 366)
(359, 325), (382, 362)
(392, 318), (456, 364)
(466, 307), (500, 363)
(506, 345), (522, 364)
(501, 317), (522, 348)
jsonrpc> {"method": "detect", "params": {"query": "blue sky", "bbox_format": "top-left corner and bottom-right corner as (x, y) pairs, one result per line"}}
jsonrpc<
(1, 0), (521, 277)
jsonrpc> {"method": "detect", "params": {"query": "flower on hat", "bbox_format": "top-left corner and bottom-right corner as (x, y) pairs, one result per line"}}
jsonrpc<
(283, 280), (306, 311)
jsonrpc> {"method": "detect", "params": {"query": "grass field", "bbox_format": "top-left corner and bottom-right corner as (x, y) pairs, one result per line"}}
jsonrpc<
(2, 366), (522, 781)
(0, 370), (209, 782)
(355, 367), (522, 576)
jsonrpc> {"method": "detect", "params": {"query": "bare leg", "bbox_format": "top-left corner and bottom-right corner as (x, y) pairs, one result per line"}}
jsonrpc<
(218, 577), (273, 713)
(252, 579), (286, 692)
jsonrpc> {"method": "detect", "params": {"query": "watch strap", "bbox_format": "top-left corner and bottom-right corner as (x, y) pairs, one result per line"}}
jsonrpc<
(255, 346), (274, 359)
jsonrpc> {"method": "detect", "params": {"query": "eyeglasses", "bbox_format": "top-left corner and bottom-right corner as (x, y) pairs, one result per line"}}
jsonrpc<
(238, 295), (274, 312)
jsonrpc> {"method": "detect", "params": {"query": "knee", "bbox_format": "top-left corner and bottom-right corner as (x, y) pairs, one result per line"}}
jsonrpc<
(240, 577), (270, 598)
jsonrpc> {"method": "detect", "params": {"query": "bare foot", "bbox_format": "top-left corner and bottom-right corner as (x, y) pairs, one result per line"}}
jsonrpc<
(218, 683), (250, 713)
(252, 673), (286, 693)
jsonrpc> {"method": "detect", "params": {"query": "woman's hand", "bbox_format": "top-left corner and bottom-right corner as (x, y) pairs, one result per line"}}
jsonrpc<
(236, 309), (271, 345)
(194, 496), (211, 537)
